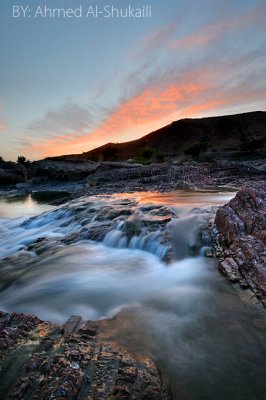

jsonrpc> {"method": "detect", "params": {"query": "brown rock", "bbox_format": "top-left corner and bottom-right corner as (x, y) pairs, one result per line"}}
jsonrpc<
(215, 185), (266, 305)
(0, 312), (171, 399)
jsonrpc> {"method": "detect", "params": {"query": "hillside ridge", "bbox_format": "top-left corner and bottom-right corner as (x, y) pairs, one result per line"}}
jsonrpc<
(48, 110), (266, 162)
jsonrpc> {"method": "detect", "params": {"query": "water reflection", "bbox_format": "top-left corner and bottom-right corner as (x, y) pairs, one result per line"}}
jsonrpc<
(114, 190), (235, 209)
(0, 191), (67, 219)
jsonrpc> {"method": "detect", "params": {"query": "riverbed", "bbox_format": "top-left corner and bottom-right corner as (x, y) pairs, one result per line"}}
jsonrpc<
(0, 190), (265, 400)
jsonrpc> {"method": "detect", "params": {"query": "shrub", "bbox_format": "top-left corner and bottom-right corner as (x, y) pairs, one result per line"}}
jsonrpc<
(140, 147), (154, 160)
(185, 141), (208, 160)
(17, 155), (31, 166)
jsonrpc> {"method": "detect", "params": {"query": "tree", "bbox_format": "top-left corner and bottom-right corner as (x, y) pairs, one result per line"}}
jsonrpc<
(17, 155), (31, 166)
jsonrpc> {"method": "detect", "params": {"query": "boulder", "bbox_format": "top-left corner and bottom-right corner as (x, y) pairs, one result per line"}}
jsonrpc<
(30, 159), (100, 181)
(215, 185), (266, 305)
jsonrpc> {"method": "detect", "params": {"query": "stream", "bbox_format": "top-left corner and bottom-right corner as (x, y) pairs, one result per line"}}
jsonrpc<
(0, 190), (265, 400)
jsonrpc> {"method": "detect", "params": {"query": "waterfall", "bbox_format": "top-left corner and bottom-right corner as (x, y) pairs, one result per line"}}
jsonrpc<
(168, 214), (206, 260)
(103, 224), (169, 258)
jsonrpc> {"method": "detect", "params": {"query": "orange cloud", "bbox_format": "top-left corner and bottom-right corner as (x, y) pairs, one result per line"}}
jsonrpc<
(24, 75), (266, 160)
(98, 83), (204, 127)
(26, 82), (208, 158)
(179, 86), (266, 119)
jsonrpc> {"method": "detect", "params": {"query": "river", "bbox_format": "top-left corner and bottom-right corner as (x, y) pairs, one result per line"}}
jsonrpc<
(0, 190), (265, 399)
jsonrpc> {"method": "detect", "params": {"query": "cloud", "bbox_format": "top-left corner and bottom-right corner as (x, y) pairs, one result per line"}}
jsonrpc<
(19, 100), (110, 157)
(25, 82), (207, 158)
(19, 3), (266, 160)
(0, 119), (5, 132)
(134, 3), (266, 54)
(0, 106), (6, 133)
(26, 60), (266, 159)
(27, 100), (109, 138)
(137, 20), (178, 56)
(25, 48), (266, 160)
(171, 3), (266, 49)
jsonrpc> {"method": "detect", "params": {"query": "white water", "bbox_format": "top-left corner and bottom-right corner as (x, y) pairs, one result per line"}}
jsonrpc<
(0, 190), (266, 400)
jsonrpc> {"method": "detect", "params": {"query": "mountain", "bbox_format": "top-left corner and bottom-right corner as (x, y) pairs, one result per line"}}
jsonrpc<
(49, 111), (266, 162)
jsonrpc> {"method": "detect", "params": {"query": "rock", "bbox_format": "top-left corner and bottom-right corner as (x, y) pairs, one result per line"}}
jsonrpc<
(94, 205), (134, 222)
(0, 311), (171, 399)
(205, 247), (214, 257)
(2, 156), (265, 197)
(63, 315), (85, 334)
(30, 159), (100, 181)
(218, 258), (242, 283)
(215, 185), (266, 305)
(63, 159), (265, 199)
(0, 161), (27, 184)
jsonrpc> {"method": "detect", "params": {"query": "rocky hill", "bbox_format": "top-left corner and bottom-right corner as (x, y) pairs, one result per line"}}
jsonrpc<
(50, 111), (266, 162)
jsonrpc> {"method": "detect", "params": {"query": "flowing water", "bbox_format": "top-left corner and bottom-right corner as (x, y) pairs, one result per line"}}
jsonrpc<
(0, 190), (265, 399)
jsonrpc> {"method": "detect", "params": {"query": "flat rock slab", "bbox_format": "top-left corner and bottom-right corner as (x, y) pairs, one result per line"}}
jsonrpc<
(0, 311), (171, 399)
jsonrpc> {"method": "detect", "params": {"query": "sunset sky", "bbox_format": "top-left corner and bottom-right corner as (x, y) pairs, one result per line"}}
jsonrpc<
(0, 0), (266, 161)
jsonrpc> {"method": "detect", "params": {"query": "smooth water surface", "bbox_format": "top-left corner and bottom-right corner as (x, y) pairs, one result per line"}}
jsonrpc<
(0, 194), (53, 219)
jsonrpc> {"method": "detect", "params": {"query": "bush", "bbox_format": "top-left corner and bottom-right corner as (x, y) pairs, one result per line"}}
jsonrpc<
(140, 147), (154, 160)
(185, 141), (208, 160)
(17, 155), (31, 166)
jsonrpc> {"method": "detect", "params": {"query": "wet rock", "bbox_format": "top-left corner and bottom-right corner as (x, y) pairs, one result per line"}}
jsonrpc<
(80, 221), (116, 242)
(79, 321), (98, 337)
(123, 213), (143, 237)
(203, 247), (214, 257)
(218, 258), (242, 283)
(215, 185), (266, 305)
(94, 205), (134, 222)
(63, 315), (85, 334)
(0, 312), (171, 399)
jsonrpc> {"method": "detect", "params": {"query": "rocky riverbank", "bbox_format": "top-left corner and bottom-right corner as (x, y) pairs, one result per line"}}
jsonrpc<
(215, 185), (266, 306)
(1, 158), (265, 201)
(0, 311), (171, 399)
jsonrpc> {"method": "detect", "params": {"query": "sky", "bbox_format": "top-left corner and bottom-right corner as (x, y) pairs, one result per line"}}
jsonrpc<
(0, 0), (266, 161)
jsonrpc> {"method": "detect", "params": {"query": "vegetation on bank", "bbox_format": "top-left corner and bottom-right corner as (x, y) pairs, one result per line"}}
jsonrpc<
(17, 155), (31, 166)
(185, 141), (209, 161)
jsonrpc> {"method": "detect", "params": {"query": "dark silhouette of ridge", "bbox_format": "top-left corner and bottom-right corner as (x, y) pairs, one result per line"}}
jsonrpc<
(48, 111), (266, 162)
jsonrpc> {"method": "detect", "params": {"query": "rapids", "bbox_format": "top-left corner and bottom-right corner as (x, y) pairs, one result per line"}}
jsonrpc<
(0, 190), (266, 400)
